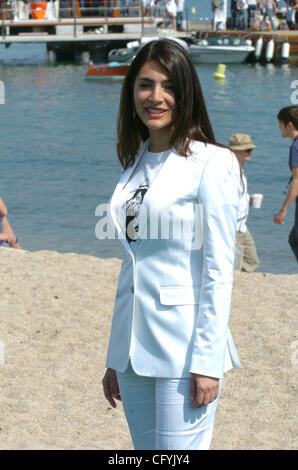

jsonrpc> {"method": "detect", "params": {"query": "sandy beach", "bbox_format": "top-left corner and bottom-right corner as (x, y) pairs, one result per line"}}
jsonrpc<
(0, 247), (297, 450)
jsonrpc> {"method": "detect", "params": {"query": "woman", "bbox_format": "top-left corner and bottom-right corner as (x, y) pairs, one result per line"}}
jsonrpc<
(102, 39), (242, 450)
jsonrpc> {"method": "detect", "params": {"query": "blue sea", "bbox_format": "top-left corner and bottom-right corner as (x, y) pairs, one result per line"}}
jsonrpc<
(0, 1), (297, 274)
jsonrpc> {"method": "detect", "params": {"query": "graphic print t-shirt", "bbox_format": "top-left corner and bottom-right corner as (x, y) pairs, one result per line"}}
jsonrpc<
(118, 149), (170, 251)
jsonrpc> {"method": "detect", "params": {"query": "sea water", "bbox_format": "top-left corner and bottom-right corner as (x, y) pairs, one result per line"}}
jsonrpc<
(0, 31), (297, 274)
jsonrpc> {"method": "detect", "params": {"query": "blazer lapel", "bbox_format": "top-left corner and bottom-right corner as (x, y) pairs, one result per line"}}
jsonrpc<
(109, 140), (149, 254)
(132, 149), (177, 249)
(110, 142), (181, 255)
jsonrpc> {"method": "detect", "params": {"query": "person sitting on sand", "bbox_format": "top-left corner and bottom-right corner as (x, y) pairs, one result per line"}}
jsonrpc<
(0, 197), (21, 249)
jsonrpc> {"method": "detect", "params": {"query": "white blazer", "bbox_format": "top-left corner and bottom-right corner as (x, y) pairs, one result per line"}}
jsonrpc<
(105, 139), (242, 379)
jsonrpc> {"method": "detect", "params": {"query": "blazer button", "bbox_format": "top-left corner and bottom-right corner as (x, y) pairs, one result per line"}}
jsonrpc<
(131, 286), (134, 294)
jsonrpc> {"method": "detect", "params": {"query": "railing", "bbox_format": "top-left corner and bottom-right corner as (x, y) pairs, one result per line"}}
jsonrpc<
(0, 1), (189, 40)
(0, 1), (166, 21)
(58, 1), (166, 22)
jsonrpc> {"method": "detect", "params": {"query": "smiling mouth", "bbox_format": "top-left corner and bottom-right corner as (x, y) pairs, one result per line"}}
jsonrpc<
(145, 107), (167, 117)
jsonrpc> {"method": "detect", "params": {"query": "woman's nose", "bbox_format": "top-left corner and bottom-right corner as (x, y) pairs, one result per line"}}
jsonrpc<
(149, 85), (163, 103)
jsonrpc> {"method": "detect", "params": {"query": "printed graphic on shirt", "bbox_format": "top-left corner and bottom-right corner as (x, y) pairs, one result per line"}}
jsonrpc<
(123, 179), (149, 244)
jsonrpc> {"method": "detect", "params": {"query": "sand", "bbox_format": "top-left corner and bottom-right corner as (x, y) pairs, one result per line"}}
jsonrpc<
(0, 247), (297, 450)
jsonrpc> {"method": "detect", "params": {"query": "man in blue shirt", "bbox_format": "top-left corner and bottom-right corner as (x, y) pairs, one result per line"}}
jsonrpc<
(274, 106), (298, 262)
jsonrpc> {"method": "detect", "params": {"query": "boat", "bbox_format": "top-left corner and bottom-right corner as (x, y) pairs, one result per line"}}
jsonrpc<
(188, 36), (255, 64)
(85, 61), (130, 80)
(107, 37), (188, 63)
(108, 44), (141, 63)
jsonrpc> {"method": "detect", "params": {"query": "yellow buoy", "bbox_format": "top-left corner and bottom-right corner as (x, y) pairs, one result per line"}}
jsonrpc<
(214, 63), (226, 80)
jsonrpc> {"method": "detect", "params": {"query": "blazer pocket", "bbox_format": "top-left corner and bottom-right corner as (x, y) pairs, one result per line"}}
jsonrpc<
(160, 285), (200, 306)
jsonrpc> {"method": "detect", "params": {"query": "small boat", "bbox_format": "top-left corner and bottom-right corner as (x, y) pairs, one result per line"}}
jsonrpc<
(108, 44), (141, 63)
(188, 36), (255, 64)
(108, 37), (188, 63)
(85, 61), (130, 80)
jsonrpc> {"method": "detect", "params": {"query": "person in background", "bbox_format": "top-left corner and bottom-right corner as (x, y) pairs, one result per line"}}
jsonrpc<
(0, 197), (21, 249)
(229, 134), (260, 272)
(285, 0), (296, 29)
(247, 0), (258, 27)
(153, 0), (161, 17)
(142, 0), (153, 17)
(119, 0), (129, 16)
(176, 0), (184, 30)
(211, 0), (223, 30)
(274, 106), (298, 263)
(259, 0), (279, 31)
(286, 0), (298, 27)
(236, 0), (249, 29)
(230, 0), (238, 28)
(165, 0), (177, 28)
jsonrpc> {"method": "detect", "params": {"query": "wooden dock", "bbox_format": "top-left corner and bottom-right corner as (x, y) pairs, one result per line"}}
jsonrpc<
(0, 6), (297, 63)
(198, 29), (298, 52)
(192, 27), (298, 64)
(0, 13), (191, 62)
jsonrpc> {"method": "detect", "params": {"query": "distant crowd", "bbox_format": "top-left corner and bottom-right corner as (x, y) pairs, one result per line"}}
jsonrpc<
(5, 1), (297, 32)
(225, 0), (297, 31)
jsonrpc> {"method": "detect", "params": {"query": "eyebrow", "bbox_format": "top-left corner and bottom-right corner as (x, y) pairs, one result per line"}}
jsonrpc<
(137, 77), (174, 84)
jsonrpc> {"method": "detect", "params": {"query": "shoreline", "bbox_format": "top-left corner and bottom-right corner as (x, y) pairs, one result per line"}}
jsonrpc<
(0, 248), (297, 449)
(13, 246), (298, 276)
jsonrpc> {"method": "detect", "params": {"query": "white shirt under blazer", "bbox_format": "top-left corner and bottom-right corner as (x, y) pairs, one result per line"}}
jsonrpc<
(105, 139), (242, 379)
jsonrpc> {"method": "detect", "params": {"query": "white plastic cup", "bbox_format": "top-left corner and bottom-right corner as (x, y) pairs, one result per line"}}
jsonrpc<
(252, 193), (264, 209)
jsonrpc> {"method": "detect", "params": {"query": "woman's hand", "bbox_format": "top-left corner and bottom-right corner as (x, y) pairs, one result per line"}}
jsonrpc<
(0, 233), (16, 245)
(102, 368), (121, 409)
(190, 373), (219, 407)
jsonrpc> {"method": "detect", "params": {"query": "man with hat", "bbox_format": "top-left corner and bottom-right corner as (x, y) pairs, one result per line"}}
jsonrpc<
(229, 133), (260, 272)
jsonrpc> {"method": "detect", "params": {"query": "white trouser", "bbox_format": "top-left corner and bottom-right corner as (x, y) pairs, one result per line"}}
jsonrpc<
(116, 361), (222, 450)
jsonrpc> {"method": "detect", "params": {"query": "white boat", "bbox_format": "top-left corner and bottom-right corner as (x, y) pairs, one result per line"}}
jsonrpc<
(108, 37), (188, 63)
(188, 36), (255, 64)
(108, 44), (141, 63)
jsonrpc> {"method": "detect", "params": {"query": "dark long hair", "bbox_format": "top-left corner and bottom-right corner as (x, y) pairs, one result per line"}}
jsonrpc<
(117, 39), (221, 169)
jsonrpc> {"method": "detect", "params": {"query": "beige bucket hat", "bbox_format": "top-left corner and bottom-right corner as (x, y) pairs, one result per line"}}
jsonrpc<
(229, 133), (257, 151)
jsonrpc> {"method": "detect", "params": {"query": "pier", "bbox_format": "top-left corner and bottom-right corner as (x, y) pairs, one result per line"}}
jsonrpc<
(196, 29), (298, 64)
(191, 29), (298, 65)
(0, 1), (297, 64)
(0, 1), (194, 62)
